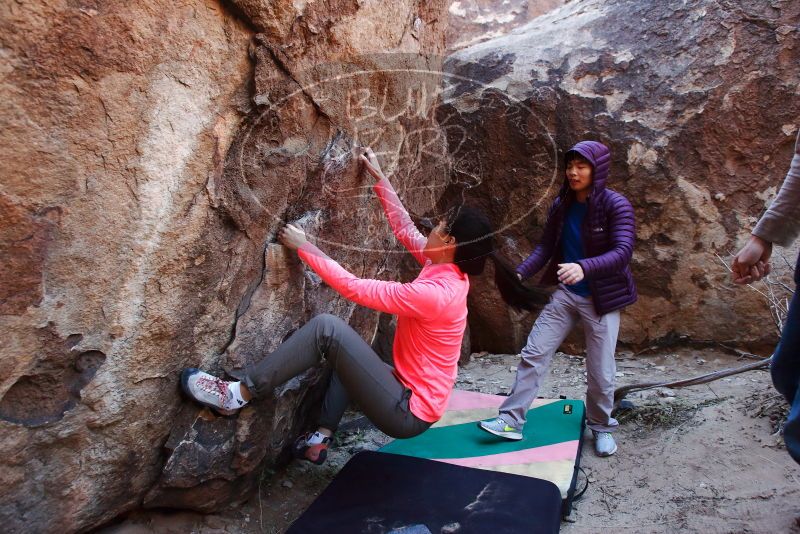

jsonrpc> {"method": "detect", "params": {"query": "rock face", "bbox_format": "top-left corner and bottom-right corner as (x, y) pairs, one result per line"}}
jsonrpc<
(446, 0), (565, 50)
(441, 0), (800, 352)
(0, 0), (448, 531)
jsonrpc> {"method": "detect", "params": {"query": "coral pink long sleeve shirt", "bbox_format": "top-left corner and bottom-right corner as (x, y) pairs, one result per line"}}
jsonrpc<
(297, 177), (468, 422)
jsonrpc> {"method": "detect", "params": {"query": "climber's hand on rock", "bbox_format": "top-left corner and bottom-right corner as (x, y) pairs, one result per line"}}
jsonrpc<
(279, 224), (307, 251)
(359, 146), (385, 182)
(731, 235), (772, 284)
(557, 263), (584, 285)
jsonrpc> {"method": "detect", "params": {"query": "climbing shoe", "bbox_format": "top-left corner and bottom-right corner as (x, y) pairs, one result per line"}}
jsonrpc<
(293, 432), (332, 465)
(180, 368), (246, 416)
(478, 417), (523, 440)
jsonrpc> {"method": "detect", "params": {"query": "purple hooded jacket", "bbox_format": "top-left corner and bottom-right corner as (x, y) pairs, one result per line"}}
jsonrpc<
(516, 141), (637, 315)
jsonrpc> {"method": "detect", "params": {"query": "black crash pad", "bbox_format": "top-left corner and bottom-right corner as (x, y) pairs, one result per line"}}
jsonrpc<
(286, 450), (562, 533)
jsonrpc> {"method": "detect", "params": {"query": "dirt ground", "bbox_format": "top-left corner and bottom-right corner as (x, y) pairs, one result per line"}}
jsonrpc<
(100, 348), (800, 534)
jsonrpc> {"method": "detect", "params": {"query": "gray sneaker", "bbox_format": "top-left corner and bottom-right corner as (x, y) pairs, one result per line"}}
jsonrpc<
(181, 368), (241, 415)
(478, 417), (523, 440)
(593, 431), (617, 456)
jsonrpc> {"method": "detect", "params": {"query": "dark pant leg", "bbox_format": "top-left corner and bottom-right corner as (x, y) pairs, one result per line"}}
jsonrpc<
(242, 313), (430, 438)
(771, 290), (800, 463)
(239, 314), (334, 396)
(319, 371), (349, 431)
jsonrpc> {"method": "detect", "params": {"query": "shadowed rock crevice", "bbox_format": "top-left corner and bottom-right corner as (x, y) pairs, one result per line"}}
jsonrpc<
(0, 348), (106, 427)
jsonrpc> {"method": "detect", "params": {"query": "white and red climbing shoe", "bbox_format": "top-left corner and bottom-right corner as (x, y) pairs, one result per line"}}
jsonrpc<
(180, 368), (245, 416)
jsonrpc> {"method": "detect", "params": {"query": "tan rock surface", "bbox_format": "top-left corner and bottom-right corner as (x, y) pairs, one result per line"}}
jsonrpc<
(1, 2), (254, 530)
(0, 0), (448, 530)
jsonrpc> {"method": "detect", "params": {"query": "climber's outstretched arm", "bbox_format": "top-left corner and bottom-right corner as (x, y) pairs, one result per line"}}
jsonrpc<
(360, 147), (428, 266)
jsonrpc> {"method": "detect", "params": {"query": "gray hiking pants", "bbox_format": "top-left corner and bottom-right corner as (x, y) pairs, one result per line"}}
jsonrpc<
(240, 313), (431, 439)
(500, 286), (620, 433)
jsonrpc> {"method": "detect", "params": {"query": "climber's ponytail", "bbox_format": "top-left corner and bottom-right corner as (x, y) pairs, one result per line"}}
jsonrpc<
(445, 206), (549, 310)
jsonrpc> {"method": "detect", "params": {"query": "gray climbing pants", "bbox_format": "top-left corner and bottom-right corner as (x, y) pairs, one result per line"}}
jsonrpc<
(240, 313), (431, 438)
(499, 286), (621, 433)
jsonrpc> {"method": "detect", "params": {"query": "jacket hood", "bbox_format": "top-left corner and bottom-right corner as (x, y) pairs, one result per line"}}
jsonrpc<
(560, 140), (611, 198)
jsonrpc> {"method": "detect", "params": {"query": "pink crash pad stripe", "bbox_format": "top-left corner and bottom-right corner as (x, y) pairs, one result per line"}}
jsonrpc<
(436, 440), (580, 468)
(446, 389), (551, 412)
(446, 389), (508, 411)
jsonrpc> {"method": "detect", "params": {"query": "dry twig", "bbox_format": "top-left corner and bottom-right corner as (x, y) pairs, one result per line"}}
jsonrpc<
(614, 356), (771, 404)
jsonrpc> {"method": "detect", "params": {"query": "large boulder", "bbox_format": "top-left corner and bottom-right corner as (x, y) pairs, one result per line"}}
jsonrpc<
(441, 0), (800, 353)
(0, 0), (448, 531)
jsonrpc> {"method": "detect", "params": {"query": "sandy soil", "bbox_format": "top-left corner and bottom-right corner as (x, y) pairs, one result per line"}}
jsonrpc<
(100, 348), (800, 534)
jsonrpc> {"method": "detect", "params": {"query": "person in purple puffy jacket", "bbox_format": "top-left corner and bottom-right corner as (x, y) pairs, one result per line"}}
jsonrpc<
(479, 140), (637, 457)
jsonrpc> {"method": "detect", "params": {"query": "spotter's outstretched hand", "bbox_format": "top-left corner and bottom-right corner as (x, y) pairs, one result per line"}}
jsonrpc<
(557, 263), (585, 285)
(731, 235), (772, 284)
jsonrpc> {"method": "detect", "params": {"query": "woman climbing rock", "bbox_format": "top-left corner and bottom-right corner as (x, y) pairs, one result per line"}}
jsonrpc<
(180, 147), (533, 465)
